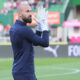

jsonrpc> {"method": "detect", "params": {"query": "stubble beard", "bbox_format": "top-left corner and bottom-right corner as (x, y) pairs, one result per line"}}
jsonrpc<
(22, 15), (32, 23)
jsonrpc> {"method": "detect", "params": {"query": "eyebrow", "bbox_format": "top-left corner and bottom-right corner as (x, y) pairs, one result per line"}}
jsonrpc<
(26, 10), (32, 12)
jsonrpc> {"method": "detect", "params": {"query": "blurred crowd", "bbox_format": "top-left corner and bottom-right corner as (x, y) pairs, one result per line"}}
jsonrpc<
(0, 0), (63, 36)
(0, 0), (63, 14)
(68, 27), (80, 43)
(0, 0), (65, 42)
(0, 22), (11, 37)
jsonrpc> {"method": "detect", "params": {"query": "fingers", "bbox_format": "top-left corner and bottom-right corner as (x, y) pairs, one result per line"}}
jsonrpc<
(36, 5), (48, 24)
(45, 11), (48, 19)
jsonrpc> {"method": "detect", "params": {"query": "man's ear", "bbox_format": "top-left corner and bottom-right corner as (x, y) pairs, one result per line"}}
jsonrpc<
(18, 11), (22, 17)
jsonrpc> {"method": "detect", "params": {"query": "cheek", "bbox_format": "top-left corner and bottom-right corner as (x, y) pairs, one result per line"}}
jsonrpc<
(22, 13), (27, 18)
(25, 13), (29, 18)
(26, 13), (30, 17)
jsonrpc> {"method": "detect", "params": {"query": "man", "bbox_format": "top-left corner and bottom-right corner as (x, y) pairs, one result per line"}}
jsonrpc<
(10, 2), (49, 80)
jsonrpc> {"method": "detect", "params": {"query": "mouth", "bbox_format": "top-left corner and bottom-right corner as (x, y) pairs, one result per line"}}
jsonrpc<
(29, 15), (32, 18)
(29, 16), (32, 20)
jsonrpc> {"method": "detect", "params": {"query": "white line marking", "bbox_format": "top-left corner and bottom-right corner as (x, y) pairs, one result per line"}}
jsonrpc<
(0, 66), (80, 80)
(36, 66), (80, 78)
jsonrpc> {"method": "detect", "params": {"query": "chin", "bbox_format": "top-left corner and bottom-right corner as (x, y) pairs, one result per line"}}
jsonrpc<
(28, 20), (32, 23)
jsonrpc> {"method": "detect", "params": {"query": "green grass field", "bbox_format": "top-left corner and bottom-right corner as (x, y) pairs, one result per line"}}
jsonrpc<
(0, 58), (80, 80)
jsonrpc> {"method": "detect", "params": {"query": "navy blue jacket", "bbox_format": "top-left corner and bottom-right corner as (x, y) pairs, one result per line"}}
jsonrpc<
(10, 20), (49, 74)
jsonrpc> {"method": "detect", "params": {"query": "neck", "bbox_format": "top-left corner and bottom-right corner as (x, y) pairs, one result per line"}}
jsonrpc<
(18, 17), (24, 23)
(18, 17), (27, 25)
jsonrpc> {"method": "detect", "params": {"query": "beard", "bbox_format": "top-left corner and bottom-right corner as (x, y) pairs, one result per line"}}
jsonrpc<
(22, 15), (32, 23)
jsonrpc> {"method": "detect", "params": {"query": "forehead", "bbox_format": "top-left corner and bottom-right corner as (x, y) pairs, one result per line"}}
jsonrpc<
(21, 5), (31, 11)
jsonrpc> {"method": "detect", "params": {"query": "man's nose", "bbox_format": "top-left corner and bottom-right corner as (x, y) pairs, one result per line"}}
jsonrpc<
(29, 12), (32, 15)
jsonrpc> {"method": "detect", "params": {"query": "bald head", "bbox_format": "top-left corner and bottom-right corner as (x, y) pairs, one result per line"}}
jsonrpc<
(17, 3), (32, 23)
(17, 2), (30, 13)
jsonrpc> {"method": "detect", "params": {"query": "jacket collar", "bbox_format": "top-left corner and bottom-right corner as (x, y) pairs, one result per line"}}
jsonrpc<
(15, 20), (26, 26)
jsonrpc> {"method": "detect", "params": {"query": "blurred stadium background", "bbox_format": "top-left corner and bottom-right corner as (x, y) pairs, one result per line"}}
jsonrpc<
(0, 0), (80, 80)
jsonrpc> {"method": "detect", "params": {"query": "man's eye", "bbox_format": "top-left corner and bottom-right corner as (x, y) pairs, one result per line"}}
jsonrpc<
(26, 10), (29, 12)
(26, 10), (31, 12)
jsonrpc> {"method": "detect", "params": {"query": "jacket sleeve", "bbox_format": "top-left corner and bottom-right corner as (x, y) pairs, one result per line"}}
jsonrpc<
(36, 31), (42, 37)
(19, 27), (49, 47)
(34, 31), (42, 46)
